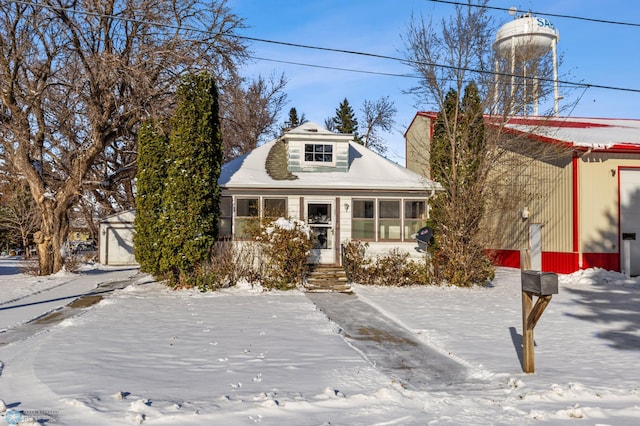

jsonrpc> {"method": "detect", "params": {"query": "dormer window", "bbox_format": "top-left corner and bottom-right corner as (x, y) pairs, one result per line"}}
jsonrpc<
(304, 143), (333, 163)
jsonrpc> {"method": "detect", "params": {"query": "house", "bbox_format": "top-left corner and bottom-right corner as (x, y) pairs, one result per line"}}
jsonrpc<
(98, 210), (137, 266)
(219, 122), (441, 265)
(405, 112), (640, 275)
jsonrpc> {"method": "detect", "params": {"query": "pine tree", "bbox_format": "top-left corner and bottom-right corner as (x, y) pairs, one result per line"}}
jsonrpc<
(331, 98), (361, 142)
(288, 107), (300, 128)
(133, 121), (169, 276)
(160, 72), (223, 285)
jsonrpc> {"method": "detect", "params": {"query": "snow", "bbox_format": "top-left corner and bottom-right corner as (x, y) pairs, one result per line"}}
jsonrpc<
(219, 123), (438, 192)
(503, 116), (640, 148)
(1, 257), (640, 425)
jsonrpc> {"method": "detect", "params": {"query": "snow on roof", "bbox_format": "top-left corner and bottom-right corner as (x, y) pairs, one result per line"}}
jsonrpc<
(502, 116), (640, 150)
(412, 112), (640, 151)
(284, 121), (341, 137)
(220, 128), (440, 192)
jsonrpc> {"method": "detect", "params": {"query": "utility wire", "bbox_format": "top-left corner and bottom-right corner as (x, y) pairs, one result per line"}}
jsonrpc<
(250, 55), (592, 92)
(9, 0), (640, 94)
(428, 0), (640, 27)
(250, 56), (416, 78)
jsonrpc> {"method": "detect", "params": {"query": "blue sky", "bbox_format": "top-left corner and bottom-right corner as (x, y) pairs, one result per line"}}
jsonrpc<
(228, 0), (640, 163)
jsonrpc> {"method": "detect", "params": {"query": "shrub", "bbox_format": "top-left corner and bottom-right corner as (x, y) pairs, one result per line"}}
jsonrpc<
(258, 218), (313, 290)
(341, 240), (373, 284)
(342, 241), (434, 286)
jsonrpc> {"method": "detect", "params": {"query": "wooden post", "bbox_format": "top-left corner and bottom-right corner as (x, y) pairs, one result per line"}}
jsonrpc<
(522, 291), (534, 373)
(522, 291), (553, 373)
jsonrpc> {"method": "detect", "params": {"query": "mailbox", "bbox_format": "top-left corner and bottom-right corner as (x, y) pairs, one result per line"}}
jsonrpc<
(521, 270), (558, 296)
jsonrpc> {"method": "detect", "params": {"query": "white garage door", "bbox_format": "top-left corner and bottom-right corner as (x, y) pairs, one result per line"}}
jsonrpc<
(619, 169), (640, 276)
(106, 226), (137, 265)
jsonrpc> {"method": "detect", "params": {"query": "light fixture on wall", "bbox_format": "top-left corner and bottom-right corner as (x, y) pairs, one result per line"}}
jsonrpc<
(521, 207), (530, 220)
(344, 203), (350, 212)
(611, 169), (616, 177)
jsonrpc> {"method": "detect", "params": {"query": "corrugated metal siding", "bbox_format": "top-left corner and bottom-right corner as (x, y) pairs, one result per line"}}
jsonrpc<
(542, 251), (579, 273)
(482, 150), (529, 250)
(582, 252), (619, 270)
(579, 153), (640, 255)
(405, 116), (432, 176)
(483, 148), (573, 253)
(528, 155), (574, 253)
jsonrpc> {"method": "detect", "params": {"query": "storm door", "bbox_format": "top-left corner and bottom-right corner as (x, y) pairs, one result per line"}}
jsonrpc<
(307, 202), (335, 264)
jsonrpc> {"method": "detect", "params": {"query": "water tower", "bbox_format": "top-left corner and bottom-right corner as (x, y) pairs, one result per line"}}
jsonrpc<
(493, 8), (560, 116)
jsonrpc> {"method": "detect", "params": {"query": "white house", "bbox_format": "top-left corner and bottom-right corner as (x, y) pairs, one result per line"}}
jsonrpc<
(219, 122), (441, 265)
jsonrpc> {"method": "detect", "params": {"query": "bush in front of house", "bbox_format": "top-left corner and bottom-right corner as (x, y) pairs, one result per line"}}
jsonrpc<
(257, 218), (313, 290)
(193, 240), (266, 292)
(192, 218), (312, 292)
(342, 240), (433, 286)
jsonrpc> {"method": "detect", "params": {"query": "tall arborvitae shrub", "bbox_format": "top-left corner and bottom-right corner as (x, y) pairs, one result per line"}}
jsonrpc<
(160, 72), (223, 286)
(134, 121), (169, 276)
(429, 82), (494, 286)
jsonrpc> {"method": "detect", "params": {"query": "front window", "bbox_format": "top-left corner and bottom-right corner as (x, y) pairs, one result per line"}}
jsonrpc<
(304, 144), (333, 163)
(379, 200), (401, 240)
(263, 198), (287, 219)
(404, 200), (426, 237)
(352, 199), (375, 239)
(218, 196), (232, 238)
(349, 198), (427, 242)
(236, 198), (259, 239)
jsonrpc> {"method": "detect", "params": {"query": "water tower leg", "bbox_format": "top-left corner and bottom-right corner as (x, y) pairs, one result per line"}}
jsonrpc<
(552, 39), (559, 116)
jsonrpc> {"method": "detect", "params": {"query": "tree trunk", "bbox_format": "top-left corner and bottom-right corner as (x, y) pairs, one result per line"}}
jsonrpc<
(35, 198), (70, 275)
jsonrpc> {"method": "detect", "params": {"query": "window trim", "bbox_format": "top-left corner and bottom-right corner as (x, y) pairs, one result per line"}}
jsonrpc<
(303, 143), (336, 166)
(350, 197), (427, 242)
(351, 198), (376, 241)
(228, 196), (289, 240)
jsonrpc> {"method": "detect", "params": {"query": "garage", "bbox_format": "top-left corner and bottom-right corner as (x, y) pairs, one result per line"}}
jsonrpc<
(99, 210), (137, 266)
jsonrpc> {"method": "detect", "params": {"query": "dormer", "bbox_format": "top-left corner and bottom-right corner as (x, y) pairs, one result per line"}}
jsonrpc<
(282, 122), (353, 173)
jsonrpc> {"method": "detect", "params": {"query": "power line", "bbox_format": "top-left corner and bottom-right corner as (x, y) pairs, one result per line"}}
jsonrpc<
(249, 56), (416, 78)
(8, 0), (640, 95)
(428, 0), (640, 27)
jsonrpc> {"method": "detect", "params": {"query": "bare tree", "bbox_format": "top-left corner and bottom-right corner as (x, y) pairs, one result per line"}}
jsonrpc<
(0, 0), (247, 274)
(403, 1), (566, 284)
(360, 96), (397, 155)
(220, 73), (288, 161)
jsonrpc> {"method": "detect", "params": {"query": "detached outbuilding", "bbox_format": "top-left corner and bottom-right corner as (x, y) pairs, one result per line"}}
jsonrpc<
(98, 210), (137, 266)
(220, 122), (441, 265)
(406, 112), (640, 274)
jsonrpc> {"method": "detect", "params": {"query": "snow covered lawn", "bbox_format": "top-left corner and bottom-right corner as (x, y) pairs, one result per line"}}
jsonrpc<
(0, 258), (639, 425)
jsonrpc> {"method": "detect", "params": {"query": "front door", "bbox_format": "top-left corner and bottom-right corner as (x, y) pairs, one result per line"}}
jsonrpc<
(307, 202), (335, 264)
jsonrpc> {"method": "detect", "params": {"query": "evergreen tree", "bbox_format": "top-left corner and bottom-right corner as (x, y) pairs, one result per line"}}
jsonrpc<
(160, 72), (223, 285)
(331, 98), (361, 142)
(429, 82), (493, 286)
(285, 107), (307, 129)
(134, 121), (169, 276)
(288, 107), (300, 127)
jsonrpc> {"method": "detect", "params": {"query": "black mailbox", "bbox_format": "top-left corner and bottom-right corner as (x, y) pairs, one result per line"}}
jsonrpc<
(521, 270), (558, 296)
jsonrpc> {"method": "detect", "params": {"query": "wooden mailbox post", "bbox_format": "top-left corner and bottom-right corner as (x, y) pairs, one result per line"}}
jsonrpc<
(521, 270), (558, 373)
